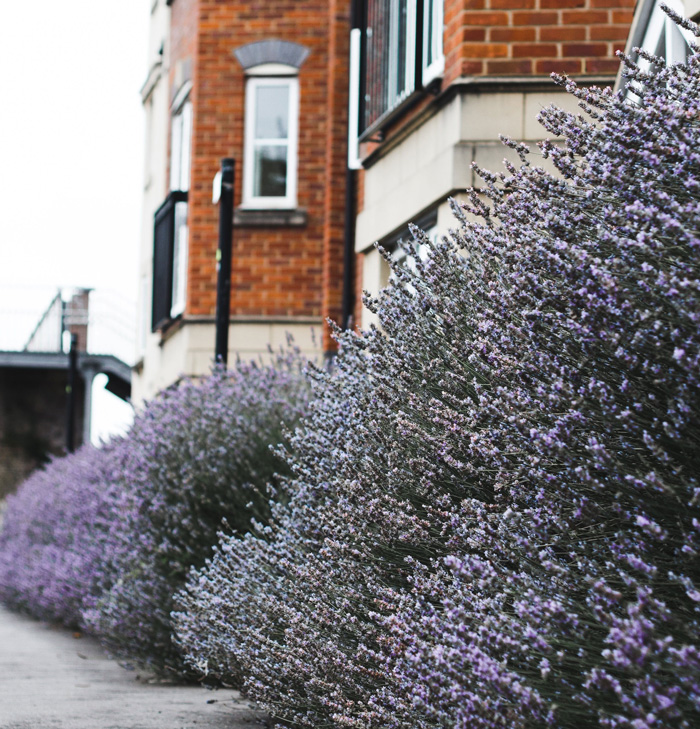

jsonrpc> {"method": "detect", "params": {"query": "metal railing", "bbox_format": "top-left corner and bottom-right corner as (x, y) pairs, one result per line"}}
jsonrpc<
(24, 291), (63, 352)
(0, 286), (136, 366)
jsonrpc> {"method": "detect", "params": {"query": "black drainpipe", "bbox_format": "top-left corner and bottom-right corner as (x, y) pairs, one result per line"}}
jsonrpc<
(341, 165), (356, 331)
(341, 0), (363, 331)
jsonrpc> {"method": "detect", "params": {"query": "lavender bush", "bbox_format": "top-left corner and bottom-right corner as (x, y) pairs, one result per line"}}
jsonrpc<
(176, 17), (700, 729)
(84, 351), (311, 675)
(0, 442), (126, 628)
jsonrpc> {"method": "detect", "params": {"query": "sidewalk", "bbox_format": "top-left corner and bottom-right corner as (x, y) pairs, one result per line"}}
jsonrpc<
(0, 605), (266, 729)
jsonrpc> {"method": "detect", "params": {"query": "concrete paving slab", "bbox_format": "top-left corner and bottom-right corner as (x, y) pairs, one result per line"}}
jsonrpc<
(0, 605), (267, 729)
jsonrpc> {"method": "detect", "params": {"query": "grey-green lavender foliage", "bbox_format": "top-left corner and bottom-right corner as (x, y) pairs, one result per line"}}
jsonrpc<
(64, 349), (310, 676)
(175, 14), (700, 729)
(0, 349), (311, 678)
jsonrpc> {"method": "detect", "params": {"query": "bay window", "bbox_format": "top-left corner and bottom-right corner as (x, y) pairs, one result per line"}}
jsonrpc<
(357, 0), (444, 138)
(152, 89), (191, 331)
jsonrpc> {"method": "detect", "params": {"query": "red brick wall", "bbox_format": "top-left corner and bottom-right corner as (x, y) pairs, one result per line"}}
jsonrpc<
(356, 165), (365, 216)
(445, 0), (635, 82)
(168, 0), (198, 194)
(322, 0), (352, 350)
(166, 0), (634, 344)
(353, 251), (365, 332)
(173, 0), (350, 347)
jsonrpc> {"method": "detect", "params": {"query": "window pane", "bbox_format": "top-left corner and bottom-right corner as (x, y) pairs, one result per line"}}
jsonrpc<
(363, 0), (416, 132)
(171, 201), (188, 318)
(179, 102), (192, 191)
(255, 85), (289, 139)
(425, 0), (434, 68)
(666, 18), (689, 65)
(170, 101), (192, 192)
(395, 0), (408, 99)
(169, 113), (182, 191)
(254, 145), (288, 197)
(422, 0), (444, 84)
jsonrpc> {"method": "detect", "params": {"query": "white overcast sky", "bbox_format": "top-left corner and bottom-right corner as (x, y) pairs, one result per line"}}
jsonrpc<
(0, 1), (150, 441)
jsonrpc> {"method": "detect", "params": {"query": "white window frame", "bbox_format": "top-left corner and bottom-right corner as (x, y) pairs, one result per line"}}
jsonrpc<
(422, 0), (445, 85)
(348, 28), (362, 170)
(242, 75), (299, 209)
(358, 0), (445, 139)
(169, 89), (192, 318)
(390, 224), (438, 289)
(170, 201), (188, 318)
(637, 0), (694, 74)
(170, 89), (192, 193)
(388, 0), (417, 110)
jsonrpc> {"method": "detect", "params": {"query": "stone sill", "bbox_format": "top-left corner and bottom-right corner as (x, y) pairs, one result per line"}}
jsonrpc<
(234, 207), (307, 227)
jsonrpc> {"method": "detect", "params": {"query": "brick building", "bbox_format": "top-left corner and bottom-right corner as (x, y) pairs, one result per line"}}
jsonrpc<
(350, 0), (638, 330)
(135, 0), (640, 402)
(135, 0), (351, 401)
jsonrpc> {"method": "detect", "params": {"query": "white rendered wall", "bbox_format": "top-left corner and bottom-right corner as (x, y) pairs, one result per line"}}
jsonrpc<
(356, 85), (593, 330)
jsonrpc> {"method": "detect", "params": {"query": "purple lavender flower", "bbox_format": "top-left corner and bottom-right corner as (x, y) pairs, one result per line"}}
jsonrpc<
(176, 12), (700, 728)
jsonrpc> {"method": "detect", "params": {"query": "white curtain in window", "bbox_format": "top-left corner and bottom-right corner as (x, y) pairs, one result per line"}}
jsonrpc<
(170, 100), (192, 193)
(170, 201), (188, 318)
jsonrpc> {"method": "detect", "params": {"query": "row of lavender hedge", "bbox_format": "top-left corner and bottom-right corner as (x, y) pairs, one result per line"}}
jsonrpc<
(173, 28), (700, 729)
(1, 21), (699, 727)
(0, 442), (125, 628)
(0, 351), (311, 675)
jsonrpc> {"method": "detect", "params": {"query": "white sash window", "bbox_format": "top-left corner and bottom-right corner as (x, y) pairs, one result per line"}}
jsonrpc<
(243, 75), (299, 209)
(168, 94), (192, 318)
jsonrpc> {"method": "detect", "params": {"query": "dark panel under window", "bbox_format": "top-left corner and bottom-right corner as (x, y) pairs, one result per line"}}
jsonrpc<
(152, 190), (187, 331)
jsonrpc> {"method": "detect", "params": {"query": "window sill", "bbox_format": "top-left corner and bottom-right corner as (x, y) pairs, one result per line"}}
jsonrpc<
(234, 207), (307, 227)
(154, 313), (184, 343)
(358, 75), (442, 145)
